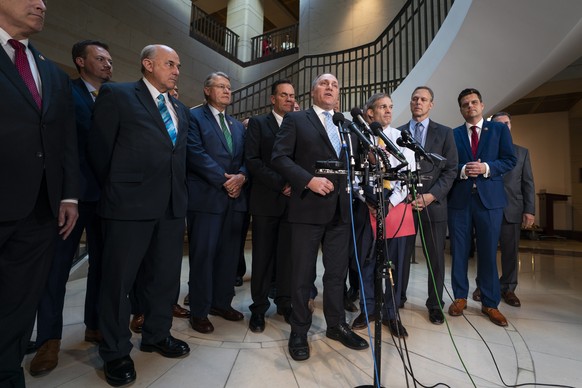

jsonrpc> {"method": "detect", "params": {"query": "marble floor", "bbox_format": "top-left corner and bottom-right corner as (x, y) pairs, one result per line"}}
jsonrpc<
(23, 238), (582, 388)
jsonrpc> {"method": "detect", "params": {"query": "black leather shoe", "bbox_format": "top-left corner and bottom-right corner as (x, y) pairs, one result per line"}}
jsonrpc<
(276, 306), (292, 324)
(326, 323), (369, 350)
(235, 276), (243, 287)
(351, 312), (376, 330)
(26, 340), (38, 355)
(383, 319), (408, 338)
(288, 332), (309, 361)
(249, 313), (265, 333)
(140, 336), (190, 358)
(190, 316), (214, 333)
(209, 306), (244, 321)
(104, 355), (136, 387)
(428, 308), (444, 325)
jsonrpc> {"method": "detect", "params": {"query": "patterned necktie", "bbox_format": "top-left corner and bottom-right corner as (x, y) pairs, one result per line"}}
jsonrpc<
(90, 90), (99, 100)
(157, 94), (177, 145)
(8, 39), (42, 109)
(470, 125), (479, 159)
(218, 112), (233, 154)
(414, 122), (424, 147)
(323, 111), (341, 157)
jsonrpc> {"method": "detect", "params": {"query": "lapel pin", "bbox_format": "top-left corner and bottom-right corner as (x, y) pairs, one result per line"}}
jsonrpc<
(39, 54), (45, 61)
(483, 126), (488, 131)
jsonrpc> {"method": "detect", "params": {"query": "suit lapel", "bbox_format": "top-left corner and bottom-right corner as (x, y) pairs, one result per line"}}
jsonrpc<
(0, 44), (41, 112)
(266, 112), (279, 135)
(170, 95), (188, 144)
(135, 80), (171, 142)
(204, 105), (231, 154)
(30, 45), (51, 115)
(424, 120), (438, 152)
(306, 108), (337, 156)
(73, 78), (95, 110)
(477, 121), (491, 159)
(456, 124), (472, 160)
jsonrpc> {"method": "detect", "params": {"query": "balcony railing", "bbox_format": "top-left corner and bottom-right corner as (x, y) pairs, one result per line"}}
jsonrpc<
(190, 3), (240, 61)
(250, 24), (299, 62)
(231, 0), (454, 119)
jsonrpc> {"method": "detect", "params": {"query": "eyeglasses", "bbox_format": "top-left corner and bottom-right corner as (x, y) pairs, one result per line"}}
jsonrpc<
(211, 84), (231, 91)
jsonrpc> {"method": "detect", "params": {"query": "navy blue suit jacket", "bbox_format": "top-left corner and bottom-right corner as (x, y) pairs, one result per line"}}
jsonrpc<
(187, 104), (247, 214)
(0, 43), (79, 221)
(448, 120), (516, 210)
(71, 78), (100, 202)
(88, 80), (189, 220)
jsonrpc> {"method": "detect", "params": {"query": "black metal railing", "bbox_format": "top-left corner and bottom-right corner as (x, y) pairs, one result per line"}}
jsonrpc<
(250, 24), (299, 62)
(190, 3), (240, 61)
(231, 0), (454, 119)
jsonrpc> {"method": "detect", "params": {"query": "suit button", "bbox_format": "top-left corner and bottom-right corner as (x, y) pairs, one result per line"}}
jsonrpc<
(36, 152), (44, 158)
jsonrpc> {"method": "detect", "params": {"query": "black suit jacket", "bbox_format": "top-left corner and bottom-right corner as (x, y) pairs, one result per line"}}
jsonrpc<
(71, 78), (100, 202)
(0, 43), (79, 221)
(245, 112), (288, 217)
(272, 107), (350, 224)
(397, 120), (458, 222)
(88, 80), (189, 220)
(503, 144), (535, 223)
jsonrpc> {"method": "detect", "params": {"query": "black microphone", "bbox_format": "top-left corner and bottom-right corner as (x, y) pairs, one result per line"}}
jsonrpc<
(334, 113), (375, 150)
(369, 122), (408, 165)
(350, 107), (374, 136)
(397, 129), (432, 162)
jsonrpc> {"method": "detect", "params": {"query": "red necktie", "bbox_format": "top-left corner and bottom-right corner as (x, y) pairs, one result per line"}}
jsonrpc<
(9, 39), (42, 109)
(470, 125), (479, 160)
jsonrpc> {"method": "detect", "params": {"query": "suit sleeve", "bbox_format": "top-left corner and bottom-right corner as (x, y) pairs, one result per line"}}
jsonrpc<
(245, 117), (286, 191)
(87, 83), (119, 187)
(61, 77), (80, 200)
(521, 148), (535, 214)
(487, 123), (517, 177)
(428, 126), (458, 202)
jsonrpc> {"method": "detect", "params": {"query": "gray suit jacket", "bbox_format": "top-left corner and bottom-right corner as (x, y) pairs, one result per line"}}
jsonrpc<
(503, 144), (535, 223)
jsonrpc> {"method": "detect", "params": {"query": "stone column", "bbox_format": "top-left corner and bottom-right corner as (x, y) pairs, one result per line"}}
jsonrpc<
(227, 0), (263, 62)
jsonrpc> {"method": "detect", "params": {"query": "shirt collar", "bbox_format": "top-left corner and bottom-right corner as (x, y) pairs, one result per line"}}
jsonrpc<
(142, 77), (168, 103)
(466, 118), (484, 132)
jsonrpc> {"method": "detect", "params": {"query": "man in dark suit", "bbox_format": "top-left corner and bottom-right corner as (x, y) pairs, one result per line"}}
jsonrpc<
(447, 88), (516, 327)
(245, 80), (295, 332)
(485, 112), (534, 307)
(88, 44), (190, 387)
(272, 73), (368, 361)
(399, 86), (458, 325)
(0, 1), (79, 386)
(187, 72), (248, 334)
(29, 40), (112, 377)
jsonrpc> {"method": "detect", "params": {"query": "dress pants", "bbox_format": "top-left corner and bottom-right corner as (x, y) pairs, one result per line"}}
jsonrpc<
(449, 192), (503, 308)
(403, 215), (447, 310)
(98, 213), (184, 362)
(36, 201), (103, 346)
(499, 219), (520, 293)
(249, 213), (291, 314)
(290, 212), (349, 334)
(187, 202), (245, 318)
(0, 182), (56, 388)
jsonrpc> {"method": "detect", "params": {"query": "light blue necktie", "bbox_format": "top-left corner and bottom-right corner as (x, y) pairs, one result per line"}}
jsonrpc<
(323, 111), (341, 157)
(157, 94), (177, 145)
(414, 122), (424, 147)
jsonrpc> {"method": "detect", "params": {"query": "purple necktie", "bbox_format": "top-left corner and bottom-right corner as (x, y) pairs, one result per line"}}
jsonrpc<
(9, 39), (42, 109)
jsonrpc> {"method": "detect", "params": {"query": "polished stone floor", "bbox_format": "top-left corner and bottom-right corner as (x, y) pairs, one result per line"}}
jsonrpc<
(24, 238), (582, 387)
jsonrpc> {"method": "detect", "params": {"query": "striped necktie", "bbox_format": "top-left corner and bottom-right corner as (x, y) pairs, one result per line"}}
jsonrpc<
(323, 111), (341, 157)
(157, 94), (177, 145)
(219, 113), (233, 154)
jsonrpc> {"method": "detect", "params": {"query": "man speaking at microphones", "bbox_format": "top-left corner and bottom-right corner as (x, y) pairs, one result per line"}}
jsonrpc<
(272, 73), (368, 362)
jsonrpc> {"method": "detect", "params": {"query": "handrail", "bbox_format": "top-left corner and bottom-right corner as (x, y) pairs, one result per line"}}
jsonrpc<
(250, 24), (299, 62)
(190, 3), (240, 62)
(231, 0), (454, 119)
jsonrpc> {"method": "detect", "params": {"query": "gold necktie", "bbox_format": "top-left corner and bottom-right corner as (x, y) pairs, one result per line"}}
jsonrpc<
(377, 138), (391, 190)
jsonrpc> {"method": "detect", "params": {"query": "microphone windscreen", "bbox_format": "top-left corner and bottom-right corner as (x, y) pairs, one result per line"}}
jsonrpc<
(369, 121), (383, 135)
(350, 107), (363, 119)
(332, 112), (345, 126)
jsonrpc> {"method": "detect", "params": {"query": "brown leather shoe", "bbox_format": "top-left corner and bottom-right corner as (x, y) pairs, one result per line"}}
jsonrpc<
(172, 304), (191, 318)
(190, 316), (214, 333)
(351, 312), (376, 330)
(85, 328), (102, 343)
(502, 291), (521, 307)
(481, 306), (508, 326)
(30, 339), (60, 376)
(209, 307), (244, 321)
(130, 314), (144, 334)
(448, 298), (467, 316)
(472, 288), (481, 302)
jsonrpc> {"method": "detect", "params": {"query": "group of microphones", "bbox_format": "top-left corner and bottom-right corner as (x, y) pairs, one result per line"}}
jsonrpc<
(333, 108), (444, 168)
